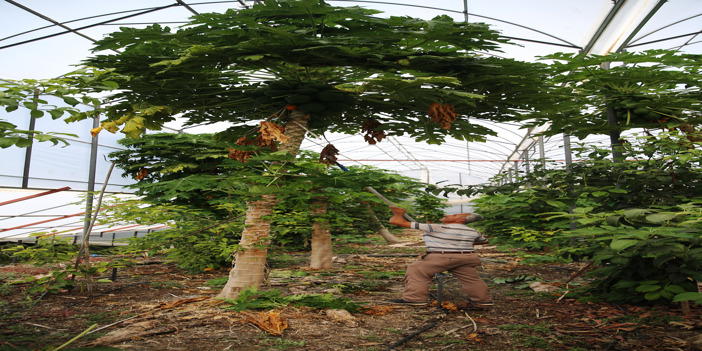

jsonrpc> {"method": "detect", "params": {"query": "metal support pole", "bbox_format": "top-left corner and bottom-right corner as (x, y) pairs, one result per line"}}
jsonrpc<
(465, 139), (471, 183)
(22, 89), (40, 188)
(508, 168), (513, 184)
(523, 149), (531, 177)
(82, 111), (100, 240)
(563, 134), (573, 171)
(563, 134), (577, 231)
(462, 0), (468, 22)
(601, 62), (623, 162)
(538, 135), (546, 168)
(459, 173), (464, 213)
(538, 135), (547, 186)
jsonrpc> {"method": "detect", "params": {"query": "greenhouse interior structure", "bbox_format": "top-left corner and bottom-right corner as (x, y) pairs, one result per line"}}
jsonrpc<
(1, 0), (700, 242)
(1, 0), (702, 349)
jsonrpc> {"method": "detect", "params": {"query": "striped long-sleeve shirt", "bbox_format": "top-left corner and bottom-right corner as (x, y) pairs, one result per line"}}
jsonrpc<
(411, 222), (487, 252)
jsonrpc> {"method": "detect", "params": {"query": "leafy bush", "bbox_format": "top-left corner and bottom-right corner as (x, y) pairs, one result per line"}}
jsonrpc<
(412, 192), (449, 222)
(508, 227), (562, 251)
(555, 204), (702, 304)
(2, 234), (132, 294)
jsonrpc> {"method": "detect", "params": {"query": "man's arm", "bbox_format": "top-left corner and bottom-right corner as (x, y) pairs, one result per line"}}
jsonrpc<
(474, 231), (489, 245)
(388, 206), (412, 228)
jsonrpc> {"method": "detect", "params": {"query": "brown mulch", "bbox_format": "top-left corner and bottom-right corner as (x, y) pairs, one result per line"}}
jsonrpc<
(1, 235), (701, 351)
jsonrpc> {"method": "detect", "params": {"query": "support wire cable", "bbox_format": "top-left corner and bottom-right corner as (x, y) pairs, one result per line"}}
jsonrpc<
(0, 175), (131, 190)
(0, 3), (181, 51)
(176, 0), (200, 15)
(626, 30), (702, 49)
(0, 201), (84, 223)
(327, 0), (581, 49)
(626, 12), (702, 46)
(387, 136), (430, 178)
(3, 0), (104, 47)
(0, 4), (188, 43)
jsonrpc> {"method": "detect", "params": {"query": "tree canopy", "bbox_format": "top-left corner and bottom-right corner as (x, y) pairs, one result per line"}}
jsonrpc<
(531, 50), (702, 139)
(83, 0), (552, 145)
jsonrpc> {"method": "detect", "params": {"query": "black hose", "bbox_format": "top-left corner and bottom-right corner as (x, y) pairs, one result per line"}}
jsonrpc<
(386, 314), (447, 350)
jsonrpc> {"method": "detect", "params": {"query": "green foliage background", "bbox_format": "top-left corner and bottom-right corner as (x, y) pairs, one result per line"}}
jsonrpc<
(441, 131), (702, 305)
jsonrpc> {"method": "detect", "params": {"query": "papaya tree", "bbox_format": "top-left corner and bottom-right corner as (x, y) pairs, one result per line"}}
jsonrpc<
(108, 132), (429, 270)
(529, 50), (702, 146)
(73, 0), (552, 297)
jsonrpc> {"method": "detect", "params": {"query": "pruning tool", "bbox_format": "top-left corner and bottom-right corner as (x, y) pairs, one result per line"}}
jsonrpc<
(332, 160), (417, 222)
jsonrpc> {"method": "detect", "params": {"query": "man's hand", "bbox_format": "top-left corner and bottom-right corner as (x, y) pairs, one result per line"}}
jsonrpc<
(388, 206), (411, 228)
(389, 206), (406, 215)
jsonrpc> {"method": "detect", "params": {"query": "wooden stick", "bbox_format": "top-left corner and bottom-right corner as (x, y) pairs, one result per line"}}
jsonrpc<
(54, 323), (98, 351)
(565, 259), (594, 284)
(681, 301), (690, 314)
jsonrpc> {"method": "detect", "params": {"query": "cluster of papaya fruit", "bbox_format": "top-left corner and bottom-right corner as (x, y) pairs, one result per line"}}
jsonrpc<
(612, 96), (682, 124)
(250, 80), (353, 114)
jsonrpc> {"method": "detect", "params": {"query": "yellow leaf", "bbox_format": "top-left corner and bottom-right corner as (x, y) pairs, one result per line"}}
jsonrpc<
(122, 116), (146, 138)
(90, 126), (103, 138)
(102, 122), (120, 133)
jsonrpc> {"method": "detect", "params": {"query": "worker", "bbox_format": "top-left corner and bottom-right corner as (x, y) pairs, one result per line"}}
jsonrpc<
(387, 206), (493, 309)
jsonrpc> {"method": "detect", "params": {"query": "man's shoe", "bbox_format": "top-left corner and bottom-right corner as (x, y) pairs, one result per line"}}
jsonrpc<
(388, 299), (426, 306)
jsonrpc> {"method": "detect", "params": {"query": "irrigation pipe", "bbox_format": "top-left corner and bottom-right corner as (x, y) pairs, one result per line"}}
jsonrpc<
(386, 314), (447, 350)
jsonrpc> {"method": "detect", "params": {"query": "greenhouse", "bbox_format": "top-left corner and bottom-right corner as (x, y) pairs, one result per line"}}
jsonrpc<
(1, 1), (701, 350)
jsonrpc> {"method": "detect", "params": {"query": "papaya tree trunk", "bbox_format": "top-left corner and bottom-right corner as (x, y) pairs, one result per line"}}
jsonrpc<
(218, 195), (277, 298)
(218, 110), (309, 298)
(310, 196), (333, 269)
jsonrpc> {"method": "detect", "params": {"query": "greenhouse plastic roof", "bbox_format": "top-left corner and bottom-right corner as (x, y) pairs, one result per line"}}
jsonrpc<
(1, 0), (701, 240)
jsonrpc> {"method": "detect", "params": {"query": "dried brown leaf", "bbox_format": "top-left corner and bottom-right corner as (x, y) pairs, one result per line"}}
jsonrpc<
(259, 121), (289, 144)
(319, 144), (339, 166)
(243, 311), (288, 336)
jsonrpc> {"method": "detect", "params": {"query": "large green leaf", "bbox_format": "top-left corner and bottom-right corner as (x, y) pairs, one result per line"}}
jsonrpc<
(672, 292), (702, 302)
(645, 212), (676, 223)
(610, 239), (638, 251)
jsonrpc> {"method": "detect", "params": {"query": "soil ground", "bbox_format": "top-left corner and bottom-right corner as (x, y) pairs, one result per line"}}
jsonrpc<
(1, 230), (701, 351)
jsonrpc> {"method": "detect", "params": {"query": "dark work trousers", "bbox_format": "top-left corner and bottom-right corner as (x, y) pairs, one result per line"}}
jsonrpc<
(402, 252), (491, 303)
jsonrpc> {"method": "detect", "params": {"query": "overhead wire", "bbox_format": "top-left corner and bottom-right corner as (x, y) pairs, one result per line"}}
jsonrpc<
(0, 175), (131, 190)
(0, 201), (84, 223)
(327, 0), (581, 49)
(0, 3), (182, 51)
(3, 0), (104, 47)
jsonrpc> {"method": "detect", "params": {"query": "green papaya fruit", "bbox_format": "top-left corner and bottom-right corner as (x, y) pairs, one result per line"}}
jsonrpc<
(315, 91), (345, 102)
(285, 94), (313, 104)
(633, 107), (649, 115)
(298, 102), (326, 113)
(267, 80), (296, 90)
(263, 89), (290, 98)
(295, 86), (319, 95)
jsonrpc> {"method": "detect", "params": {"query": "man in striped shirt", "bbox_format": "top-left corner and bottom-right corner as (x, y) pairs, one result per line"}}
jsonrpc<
(387, 206), (493, 308)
